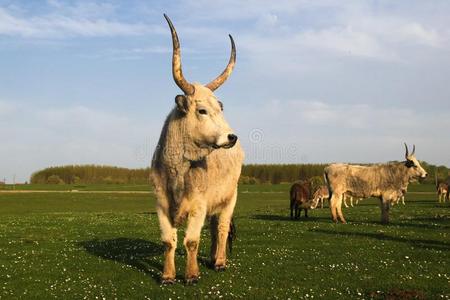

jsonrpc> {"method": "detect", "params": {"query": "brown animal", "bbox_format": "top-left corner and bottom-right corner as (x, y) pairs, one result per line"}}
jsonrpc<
(290, 181), (319, 219)
(435, 172), (449, 203)
(151, 14), (244, 284)
(324, 144), (427, 224)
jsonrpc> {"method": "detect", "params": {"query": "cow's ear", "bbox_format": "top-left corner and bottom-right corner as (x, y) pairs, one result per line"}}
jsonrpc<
(405, 159), (415, 168)
(175, 95), (189, 113)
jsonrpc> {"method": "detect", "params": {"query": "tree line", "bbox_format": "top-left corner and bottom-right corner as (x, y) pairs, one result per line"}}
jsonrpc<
(30, 165), (150, 184)
(30, 162), (449, 185)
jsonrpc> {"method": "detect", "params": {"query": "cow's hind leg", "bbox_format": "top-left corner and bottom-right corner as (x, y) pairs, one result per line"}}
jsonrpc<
(330, 194), (338, 223)
(210, 215), (218, 266)
(380, 198), (390, 224)
(336, 195), (347, 224)
(212, 191), (237, 271)
(290, 200), (295, 219)
(330, 193), (345, 223)
(184, 203), (207, 284)
(156, 205), (177, 284)
(295, 204), (300, 219)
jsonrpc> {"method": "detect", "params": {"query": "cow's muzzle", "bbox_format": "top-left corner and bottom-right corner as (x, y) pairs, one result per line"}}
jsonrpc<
(221, 134), (238, 149)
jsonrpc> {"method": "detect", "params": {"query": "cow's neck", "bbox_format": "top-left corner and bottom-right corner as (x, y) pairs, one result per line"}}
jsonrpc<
(397, 161), (413, 188)
(159, 111), (211, 202)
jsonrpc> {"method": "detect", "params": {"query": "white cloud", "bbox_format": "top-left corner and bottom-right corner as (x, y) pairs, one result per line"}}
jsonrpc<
(0, 7), (161, 38)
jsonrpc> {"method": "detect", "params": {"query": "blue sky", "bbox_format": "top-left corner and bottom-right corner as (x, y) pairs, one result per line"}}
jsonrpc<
(1, 0), (450, 182)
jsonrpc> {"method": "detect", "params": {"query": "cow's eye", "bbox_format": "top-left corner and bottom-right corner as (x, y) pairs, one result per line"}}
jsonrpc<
(198, 109), (207, 115)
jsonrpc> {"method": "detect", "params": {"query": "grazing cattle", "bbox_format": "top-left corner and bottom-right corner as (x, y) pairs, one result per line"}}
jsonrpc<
(151, 14), (244, 284)
(312, 185), (329, 208)
(324, 144), (427, 224)
(435, 173), (449, 203)
(392, 188), (406, 206)
(343, 194), (354, 208)
(290, 181), (319, 219)
(343, 194), (363, 207)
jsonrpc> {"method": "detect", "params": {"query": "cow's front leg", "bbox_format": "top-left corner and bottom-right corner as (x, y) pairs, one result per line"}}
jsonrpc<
(156, 204), (177, 284)
(212, 191), (237, 271)
(184, 203), (207, 284)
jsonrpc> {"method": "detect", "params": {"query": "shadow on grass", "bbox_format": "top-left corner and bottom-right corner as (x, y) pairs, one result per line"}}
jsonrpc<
(78, 238), (164, 282)
(251, 214), (330, 222)
(387, 221), (450, 230)
(310, 229), (450, 251)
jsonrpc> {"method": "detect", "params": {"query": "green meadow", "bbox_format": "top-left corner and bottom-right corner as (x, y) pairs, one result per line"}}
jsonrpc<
(0, 184), (449, 299)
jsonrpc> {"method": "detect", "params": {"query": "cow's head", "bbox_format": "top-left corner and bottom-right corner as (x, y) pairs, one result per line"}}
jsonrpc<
(165, 14), (238, 151)
(404, 143), (428, 180)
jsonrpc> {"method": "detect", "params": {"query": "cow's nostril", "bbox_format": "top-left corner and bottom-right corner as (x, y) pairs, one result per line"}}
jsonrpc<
(228, 134), (237, 143)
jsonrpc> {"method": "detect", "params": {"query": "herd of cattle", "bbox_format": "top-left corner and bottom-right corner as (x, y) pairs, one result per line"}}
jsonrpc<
(151, 15), (448, 284)
(289, 144), (450, 223)
(290, 145), (448, 224)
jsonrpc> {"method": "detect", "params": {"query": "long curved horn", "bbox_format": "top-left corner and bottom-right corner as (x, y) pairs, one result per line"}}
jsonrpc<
(205, 34), (236, 91)
(164, 14), (195, 95)
(404, 143), (409, 159)
(411, 144), (416, 156)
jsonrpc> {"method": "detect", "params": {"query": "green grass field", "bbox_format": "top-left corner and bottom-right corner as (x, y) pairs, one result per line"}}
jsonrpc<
(0, 184), (449, 299)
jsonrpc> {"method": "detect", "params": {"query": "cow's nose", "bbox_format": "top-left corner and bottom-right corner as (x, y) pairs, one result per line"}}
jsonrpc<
(228, 134), (238, 143)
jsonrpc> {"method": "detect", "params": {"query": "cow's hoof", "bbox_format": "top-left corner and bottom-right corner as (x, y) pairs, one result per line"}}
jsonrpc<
(185, 276), (199, 285)
(215, 264), (226, 272)
(161, 278), (175, 285)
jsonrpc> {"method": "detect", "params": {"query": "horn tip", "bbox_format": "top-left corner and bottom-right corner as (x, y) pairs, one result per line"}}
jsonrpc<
(163, 13), (171, 24)
(228, 34), (235, 45)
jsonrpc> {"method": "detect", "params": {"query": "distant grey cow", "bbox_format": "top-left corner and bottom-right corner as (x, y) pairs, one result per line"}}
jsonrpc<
(324, 144), (427, 224)
(151, 15), (244, 284)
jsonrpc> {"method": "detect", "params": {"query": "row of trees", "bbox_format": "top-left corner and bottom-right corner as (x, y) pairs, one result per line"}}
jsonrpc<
(31, 165), (150, 184)
(31, 162), (449, 185)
